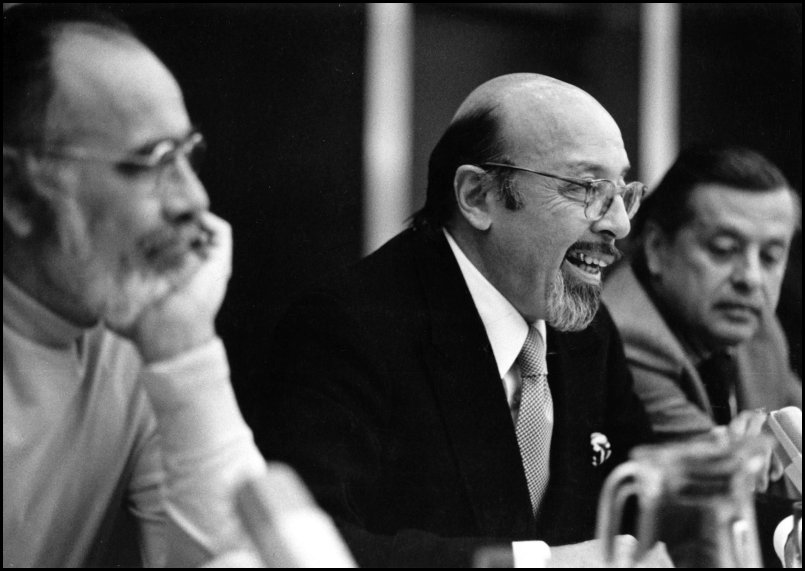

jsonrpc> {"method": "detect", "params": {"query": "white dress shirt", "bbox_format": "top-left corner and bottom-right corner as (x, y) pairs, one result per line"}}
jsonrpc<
(443, 229), (548, 424)
(443, 230), (552, 565)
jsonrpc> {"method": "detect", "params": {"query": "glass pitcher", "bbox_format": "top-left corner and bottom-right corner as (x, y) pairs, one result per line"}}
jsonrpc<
(596, 433), (771, 567)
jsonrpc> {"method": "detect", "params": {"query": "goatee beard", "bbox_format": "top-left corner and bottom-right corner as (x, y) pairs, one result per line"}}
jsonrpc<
(546, 265), (602, 332)
(102, 269), (173, 332)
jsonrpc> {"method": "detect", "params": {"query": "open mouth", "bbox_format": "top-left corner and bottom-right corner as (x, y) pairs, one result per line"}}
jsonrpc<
(562, 248), (612, 282)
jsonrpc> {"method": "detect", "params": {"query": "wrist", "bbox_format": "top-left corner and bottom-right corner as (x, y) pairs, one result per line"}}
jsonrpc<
(136, 322), (216, 363)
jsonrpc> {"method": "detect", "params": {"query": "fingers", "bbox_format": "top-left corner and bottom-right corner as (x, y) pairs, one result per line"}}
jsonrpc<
(199, 211), (231, 244)
(755, 460), (770, 492)
(198, 211), (233, 277)
(725, 411), (781, 492)
(769, 446), (786, 481)
(728, 410), (766, 438)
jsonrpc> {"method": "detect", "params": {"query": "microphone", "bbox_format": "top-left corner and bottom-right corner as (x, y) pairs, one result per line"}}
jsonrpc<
(768, 407), (802, 494)
(235, 462), (357, 567)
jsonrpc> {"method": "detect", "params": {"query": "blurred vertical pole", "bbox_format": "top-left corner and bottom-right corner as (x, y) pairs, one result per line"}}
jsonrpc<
(640, 3), (680, 188)
(363, 3), (414, 255)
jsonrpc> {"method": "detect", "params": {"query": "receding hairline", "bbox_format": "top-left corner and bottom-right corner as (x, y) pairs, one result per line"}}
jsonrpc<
(452, 73), (599, 124)
(40, 24), (177, 145)
(50, 20), (147, 62)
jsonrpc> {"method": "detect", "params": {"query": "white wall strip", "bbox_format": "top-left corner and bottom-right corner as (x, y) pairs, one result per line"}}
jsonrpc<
(639, 3), (680, 190)
(363, 3), (414, 255)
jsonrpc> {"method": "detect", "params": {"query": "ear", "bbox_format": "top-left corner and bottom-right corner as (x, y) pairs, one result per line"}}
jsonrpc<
(3, 148), (39, 239)
(642, 220), (669, 278)
(454, 164), (493, 231)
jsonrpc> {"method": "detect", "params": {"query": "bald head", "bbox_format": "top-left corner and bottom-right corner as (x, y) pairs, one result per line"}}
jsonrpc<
(414, 73), (628, 228)
(453, 73), (587, 120)
(459, 74), (625, 172)
(46, 29), (187, 147)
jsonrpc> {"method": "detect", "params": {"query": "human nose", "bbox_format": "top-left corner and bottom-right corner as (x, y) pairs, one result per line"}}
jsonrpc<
(160, 153), (210, 221)
(731, 249), (763, 293)
(591, 194), (631, 240)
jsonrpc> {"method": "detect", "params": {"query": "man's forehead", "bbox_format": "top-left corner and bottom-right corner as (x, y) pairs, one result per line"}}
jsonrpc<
(688, 184), (798, 240)
(45, 28), (189, 148)
(504, 115), (629, 177)
(497, 84), (628, 176)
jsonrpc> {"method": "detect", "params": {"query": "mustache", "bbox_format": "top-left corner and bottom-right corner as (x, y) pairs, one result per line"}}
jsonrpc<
(568, 241), (622, 261)
(137, 219), (211, 262)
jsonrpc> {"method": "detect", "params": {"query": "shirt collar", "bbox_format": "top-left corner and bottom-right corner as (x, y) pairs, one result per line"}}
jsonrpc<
(3, 274), (88, 349)
(443, 229), (546, 378)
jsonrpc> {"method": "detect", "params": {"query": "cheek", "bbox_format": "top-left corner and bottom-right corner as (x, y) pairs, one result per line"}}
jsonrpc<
(676, 247), (731, 295)
(80, 193), (162, 259)
(77, 167), (162, 231)
(761, 270), (786, 303)
(540, 215), (586, 255)
(659, 256), (718, 318)
(46, 195), (93, 259)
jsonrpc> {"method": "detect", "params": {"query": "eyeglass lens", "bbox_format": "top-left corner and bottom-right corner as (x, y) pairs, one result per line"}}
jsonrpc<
(154, 136), (206, 188)
(183, 138), (206, 173)
(160, 135), (206, 173)
(586, 181), (642, 220)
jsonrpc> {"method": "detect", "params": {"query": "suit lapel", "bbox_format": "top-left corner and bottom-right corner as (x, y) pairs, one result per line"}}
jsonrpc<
(536, 327), (600, 536)
(610, 266), (712, 413)
(411, 228), (535, 537)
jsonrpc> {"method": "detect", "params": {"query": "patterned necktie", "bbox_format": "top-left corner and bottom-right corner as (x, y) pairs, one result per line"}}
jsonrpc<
(515, 326), (553, 517)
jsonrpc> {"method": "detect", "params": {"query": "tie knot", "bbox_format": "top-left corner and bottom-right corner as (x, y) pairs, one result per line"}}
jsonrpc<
(517, 326), (547, 379)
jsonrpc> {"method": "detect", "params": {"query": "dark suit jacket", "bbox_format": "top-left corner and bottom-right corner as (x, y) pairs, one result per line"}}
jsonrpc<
(257, 227), (653, 567)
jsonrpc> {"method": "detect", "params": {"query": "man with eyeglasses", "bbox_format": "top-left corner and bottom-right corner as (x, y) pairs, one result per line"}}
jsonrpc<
(3, 5), (266, 567)
(259, 74), (667, 566)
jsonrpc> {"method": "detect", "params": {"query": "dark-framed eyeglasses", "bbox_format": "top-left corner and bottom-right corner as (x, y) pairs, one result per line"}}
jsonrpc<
(480, 161), (647, 221)
(4, 130), (206, 187)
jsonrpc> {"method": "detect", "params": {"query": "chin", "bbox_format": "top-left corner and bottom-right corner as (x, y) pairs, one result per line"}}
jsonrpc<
(102, 271), (174, 331)
(546, 265), (602, 332)
(72, 258), (170, 332)
(708, 325), (758, 349)
(102, 248), (201, 331)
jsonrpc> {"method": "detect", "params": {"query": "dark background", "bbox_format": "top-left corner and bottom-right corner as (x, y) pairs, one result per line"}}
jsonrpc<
(105, 4), (801, 422)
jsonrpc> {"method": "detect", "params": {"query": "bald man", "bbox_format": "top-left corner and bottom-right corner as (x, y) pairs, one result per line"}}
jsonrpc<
(257, 74), (658, 566)
(3, 6), (266, 566)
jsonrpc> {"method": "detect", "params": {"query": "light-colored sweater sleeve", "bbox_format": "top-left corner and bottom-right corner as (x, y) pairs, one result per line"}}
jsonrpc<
(126, 409), (168, 567)
(138, 337), (267, 567)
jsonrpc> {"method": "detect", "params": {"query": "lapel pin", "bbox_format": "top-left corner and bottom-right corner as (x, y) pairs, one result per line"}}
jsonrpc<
(590, 432), (612, 467)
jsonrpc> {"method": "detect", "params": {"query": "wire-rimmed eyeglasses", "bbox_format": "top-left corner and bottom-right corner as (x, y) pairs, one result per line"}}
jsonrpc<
(480, 161), (646, 221)
(4, 131), (206, 189)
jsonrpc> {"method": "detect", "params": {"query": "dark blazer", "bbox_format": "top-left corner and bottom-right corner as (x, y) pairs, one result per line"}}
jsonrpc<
(257, 227), (652, 567)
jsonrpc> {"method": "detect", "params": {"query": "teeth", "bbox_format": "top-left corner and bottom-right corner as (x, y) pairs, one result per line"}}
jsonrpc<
(569, 251), (608, 268)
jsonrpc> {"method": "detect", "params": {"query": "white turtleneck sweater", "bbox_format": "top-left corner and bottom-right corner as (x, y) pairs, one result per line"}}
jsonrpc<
(3, 275), (265, 567)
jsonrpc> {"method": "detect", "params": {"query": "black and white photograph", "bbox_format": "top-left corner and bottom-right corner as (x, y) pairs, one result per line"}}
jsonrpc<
(3, 3), (801, 568)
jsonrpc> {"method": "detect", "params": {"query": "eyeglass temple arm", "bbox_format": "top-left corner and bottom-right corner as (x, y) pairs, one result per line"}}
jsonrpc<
(480, 162), (590, 188)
